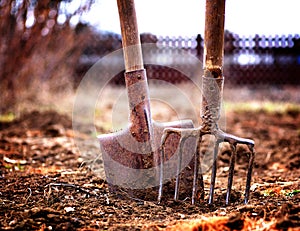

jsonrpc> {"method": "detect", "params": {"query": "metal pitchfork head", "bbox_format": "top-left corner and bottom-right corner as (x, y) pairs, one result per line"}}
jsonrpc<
(158, 0), (256, 205)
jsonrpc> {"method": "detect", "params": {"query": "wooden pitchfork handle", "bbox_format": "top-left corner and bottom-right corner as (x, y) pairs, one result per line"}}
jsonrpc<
(203, 0), (225, 77)
(200, 0), (226, 130)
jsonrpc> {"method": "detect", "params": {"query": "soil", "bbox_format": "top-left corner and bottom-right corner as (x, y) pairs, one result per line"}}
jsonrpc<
(0, 109), (299, 231)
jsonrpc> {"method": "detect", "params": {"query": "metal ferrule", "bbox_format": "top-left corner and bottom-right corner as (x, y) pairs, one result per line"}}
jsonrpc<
(201, 76), (224, 132)
(124, 69), (152, 142)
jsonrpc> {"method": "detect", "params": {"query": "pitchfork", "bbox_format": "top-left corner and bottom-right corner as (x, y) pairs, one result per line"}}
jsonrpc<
(158, 0), (255, 205)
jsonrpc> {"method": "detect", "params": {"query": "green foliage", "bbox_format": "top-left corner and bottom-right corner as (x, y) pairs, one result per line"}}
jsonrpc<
(0, 112), (15, 122)
(262, 188), (300, 198)
(224, 101), (300, 114)
(285, 189), (300, 197)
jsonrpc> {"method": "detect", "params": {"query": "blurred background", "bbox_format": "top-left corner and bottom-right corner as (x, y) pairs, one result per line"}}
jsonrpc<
(1, 0), (300, 117)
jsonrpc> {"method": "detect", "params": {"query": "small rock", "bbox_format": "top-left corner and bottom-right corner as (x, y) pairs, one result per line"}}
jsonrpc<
(64, 207), (75, 212)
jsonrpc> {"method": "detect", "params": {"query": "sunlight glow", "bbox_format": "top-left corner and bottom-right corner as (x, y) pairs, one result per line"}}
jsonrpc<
(25, 10), (35, 28)
(81, 0), (299, 36)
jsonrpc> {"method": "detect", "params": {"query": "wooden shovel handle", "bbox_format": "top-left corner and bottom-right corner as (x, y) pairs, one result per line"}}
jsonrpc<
(117, 0), (144, 72)
(203, 0), (226, 78)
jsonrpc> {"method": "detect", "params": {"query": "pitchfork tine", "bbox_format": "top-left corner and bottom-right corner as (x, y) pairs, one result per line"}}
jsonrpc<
(174, 136), (186, 201)
(226, 143), (237, 205)
(158, 130), (171, 203)
(208, 140), (220, 204)
(191, 137), (201, 204)
(174, 138), (183, 201)
(244, 145), (255, 204)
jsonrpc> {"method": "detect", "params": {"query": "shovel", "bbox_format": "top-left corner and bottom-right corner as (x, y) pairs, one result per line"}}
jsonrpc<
(98, 0), (194, 199)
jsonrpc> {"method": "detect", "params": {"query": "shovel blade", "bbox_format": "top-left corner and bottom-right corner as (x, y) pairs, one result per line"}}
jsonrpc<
(98, 119), (194, 200)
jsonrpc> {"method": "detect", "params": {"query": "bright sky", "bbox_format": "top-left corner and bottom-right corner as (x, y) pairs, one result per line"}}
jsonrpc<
(81, 0), (300, 36)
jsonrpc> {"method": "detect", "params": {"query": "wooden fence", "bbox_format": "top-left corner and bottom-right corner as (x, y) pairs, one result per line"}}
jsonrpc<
(76, 32), (300, 85)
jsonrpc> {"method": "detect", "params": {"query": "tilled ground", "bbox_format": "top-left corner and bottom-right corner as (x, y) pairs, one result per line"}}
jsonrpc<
(0, 109), (299, 230)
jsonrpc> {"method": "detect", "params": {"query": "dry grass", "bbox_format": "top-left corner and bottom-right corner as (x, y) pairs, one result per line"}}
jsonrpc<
(2, 83), (299, 129)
